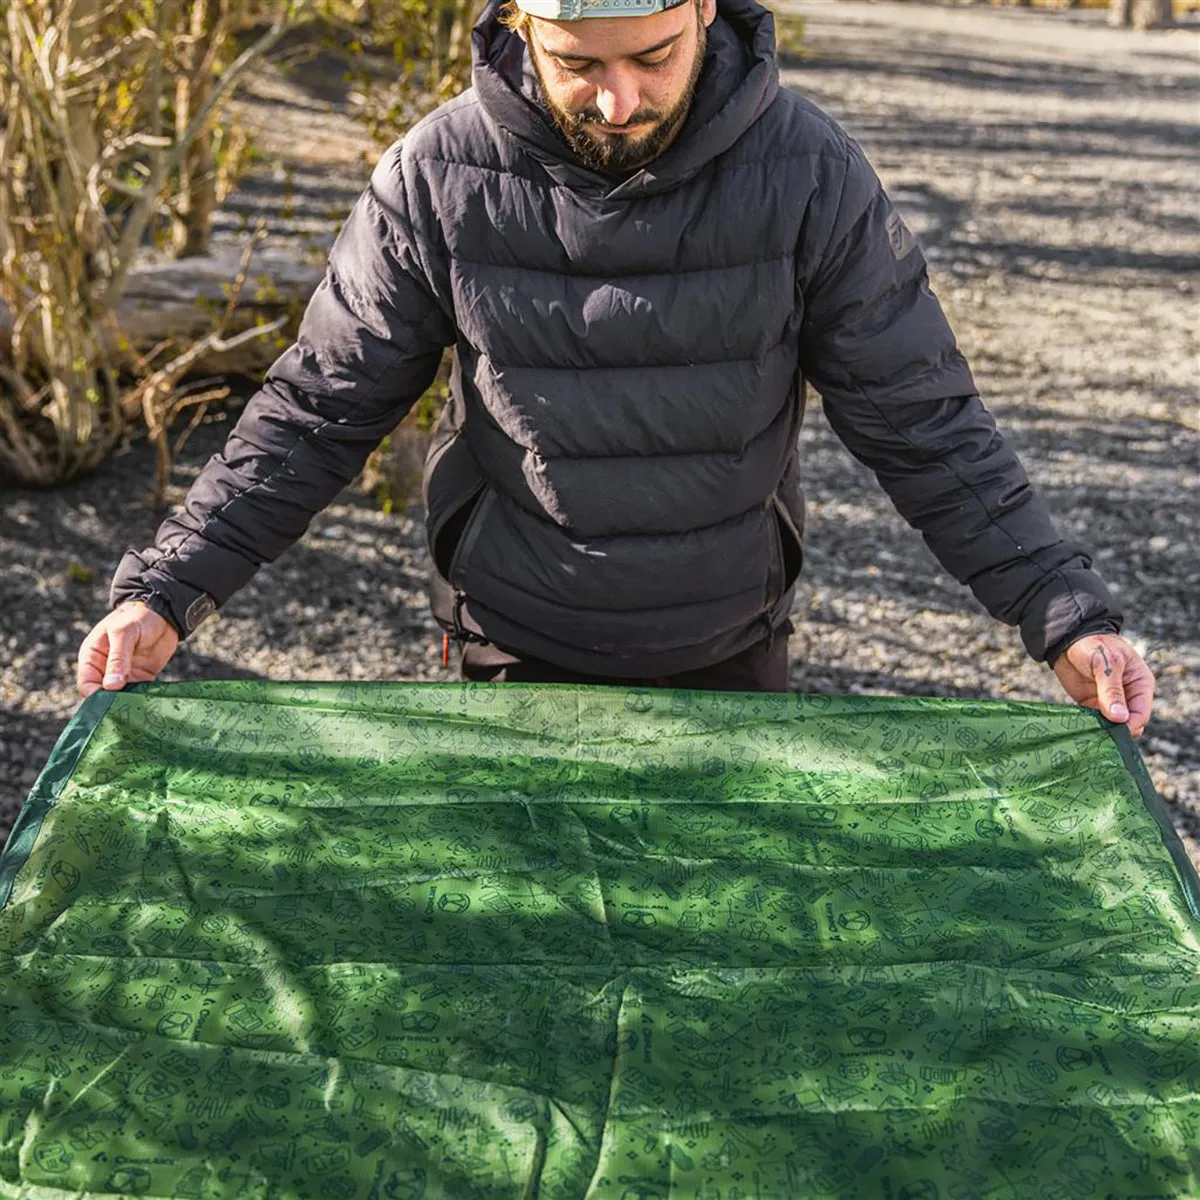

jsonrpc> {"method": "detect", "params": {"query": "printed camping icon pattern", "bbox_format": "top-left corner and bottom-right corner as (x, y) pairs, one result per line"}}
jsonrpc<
(1, 680), (1198, 1198)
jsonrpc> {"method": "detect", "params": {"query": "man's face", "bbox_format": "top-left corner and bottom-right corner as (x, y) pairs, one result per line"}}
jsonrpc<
(523, 0), (717, 173)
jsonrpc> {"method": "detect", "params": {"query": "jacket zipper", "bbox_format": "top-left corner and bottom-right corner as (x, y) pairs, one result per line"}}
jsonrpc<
(445, 485), (496, 655)
(423, 429), (464, 552)
(448, 484), (494, 582)
(762, 492), (802, 649)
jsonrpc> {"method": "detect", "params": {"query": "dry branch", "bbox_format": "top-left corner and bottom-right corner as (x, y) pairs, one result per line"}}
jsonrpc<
(124, 227), (287, 499)
(0, 0), (316, 483)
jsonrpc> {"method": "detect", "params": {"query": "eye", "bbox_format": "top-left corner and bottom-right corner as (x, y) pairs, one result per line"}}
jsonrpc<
(554, 56), (594, 74)
(635, 48), (672, 68)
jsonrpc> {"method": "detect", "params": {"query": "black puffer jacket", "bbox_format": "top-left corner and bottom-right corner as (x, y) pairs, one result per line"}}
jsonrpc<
(112, 0), (1120, 673)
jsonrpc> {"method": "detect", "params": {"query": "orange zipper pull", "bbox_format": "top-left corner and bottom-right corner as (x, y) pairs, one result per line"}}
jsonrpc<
(442, 633), (450, 669)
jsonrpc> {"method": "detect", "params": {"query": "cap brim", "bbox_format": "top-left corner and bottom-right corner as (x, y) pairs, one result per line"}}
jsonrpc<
(514, 0), (689, 18)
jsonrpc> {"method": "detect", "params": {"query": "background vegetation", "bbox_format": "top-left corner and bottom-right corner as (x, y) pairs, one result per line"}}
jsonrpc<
(0, 0), (1183, 500)
(0, 0), (475, 495)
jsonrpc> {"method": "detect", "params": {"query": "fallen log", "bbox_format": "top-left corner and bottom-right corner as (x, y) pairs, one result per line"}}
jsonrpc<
(0, 246), (324, 378)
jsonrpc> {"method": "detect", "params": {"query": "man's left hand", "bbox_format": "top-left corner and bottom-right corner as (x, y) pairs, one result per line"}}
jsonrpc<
(1051, 633), (1154, 737)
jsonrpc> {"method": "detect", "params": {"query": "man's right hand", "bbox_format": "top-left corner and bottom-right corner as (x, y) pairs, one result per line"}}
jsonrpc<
(77, 601), (180, 698)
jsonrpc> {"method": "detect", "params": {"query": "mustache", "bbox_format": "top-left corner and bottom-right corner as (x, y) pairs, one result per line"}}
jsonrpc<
(569, 107), (664, 130)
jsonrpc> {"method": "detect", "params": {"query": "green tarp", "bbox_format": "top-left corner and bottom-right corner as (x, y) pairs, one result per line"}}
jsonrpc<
(2, 680), (1199, 1199)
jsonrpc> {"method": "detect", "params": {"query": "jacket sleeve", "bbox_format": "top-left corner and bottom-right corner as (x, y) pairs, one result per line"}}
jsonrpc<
(111, 143), (455, 636)
(796, 138), (1121, 662)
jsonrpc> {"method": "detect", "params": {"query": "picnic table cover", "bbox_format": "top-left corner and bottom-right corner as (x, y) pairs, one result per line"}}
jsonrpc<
(1, 680), (1198, 1200)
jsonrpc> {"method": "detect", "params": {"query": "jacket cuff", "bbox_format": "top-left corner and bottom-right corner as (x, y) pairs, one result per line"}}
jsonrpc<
(1043, 618), (1122, 667)
(110, 549), (218, 640)
(1018, 567), (1123, 662)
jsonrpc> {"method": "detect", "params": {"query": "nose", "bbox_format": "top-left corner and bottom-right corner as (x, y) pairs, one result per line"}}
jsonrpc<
(594, 69), (641, 127)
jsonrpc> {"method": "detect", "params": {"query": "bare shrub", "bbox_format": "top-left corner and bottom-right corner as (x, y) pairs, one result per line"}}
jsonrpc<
(0, 0), (479, 491)
(0, 0), (302, 486)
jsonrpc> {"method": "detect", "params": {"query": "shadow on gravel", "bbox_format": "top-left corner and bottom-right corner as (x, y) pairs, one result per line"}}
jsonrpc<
(790, 41), (1199, 287)
(791, 663), (994, 700)
(888, 182), (966, 254)
(221, 174), (362, 217)
(1007, 197), (1200, 240)
(1, 709), (68, 794)
(232, 28), (360, 108)
(0, 514), (144, 565)
(848, 115), (1198, 165)
(1143, 720), (1200, 840)
(946, 239), (1200, 279)
(795, 49), (1198, 103)
(166, 654), (270, 683)
(996, 409), (1198, 465)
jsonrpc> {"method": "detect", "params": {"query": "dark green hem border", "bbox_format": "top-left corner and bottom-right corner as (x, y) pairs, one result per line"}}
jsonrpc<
(0, 689), (116, 913)
(1103, 717), (1200, 921)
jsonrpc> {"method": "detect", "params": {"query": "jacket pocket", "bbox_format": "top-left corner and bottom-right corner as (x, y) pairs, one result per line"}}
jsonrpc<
(768, 492), (804, 600)
(425, 426), (488, 579)
(446, 484), (496, 585)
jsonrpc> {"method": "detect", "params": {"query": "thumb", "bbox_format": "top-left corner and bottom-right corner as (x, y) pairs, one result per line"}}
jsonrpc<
(102, 625), (136, 690)
(1086, 641), (1129, 723)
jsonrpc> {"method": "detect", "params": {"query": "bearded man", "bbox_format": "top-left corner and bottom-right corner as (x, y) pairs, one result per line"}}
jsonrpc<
(78, 0), (1154, 732)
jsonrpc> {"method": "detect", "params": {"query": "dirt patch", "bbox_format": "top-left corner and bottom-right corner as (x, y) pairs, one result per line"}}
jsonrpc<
(3, 2), (1197, 865)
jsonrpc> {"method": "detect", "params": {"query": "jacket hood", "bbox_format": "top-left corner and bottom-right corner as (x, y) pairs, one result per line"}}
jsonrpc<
(471, 0), (779, 197)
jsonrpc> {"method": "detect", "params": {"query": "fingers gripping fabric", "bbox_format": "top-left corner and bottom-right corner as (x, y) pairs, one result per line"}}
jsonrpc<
(1, 682), (1198, 1198)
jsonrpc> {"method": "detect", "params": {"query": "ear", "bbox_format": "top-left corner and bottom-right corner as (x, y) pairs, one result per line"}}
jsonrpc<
(700, 0), (717, 28)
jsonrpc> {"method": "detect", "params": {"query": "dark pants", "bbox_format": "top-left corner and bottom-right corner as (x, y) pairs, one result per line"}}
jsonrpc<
(460, 622), (792, 692)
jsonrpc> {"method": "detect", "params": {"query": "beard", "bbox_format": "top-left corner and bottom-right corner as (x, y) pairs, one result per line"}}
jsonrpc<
(533, 22), (707, 174)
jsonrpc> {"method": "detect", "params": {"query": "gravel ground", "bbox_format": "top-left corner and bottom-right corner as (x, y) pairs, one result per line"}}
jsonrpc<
(2, 1), (1197, 864)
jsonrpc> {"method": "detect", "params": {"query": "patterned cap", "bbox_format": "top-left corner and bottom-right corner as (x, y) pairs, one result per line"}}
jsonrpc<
(514, 0), (690, 18)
